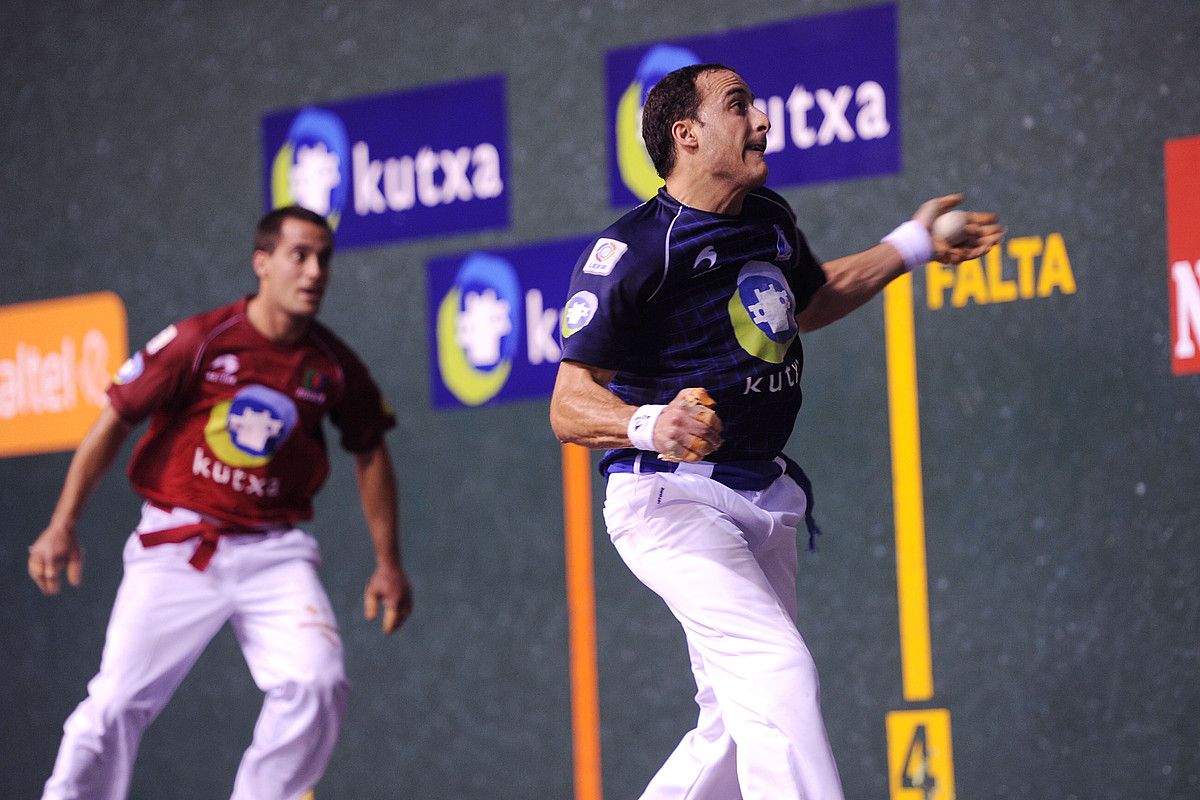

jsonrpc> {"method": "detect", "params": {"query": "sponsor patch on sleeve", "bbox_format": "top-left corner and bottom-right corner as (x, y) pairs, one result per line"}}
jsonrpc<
(113, 352), (145, 385)
(561, 291), (599, 338)
(582, 238), (628, 276)
(145, 324), (178, 355)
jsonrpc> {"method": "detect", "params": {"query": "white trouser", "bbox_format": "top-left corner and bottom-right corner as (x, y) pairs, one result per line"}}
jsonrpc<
(604, 469), (844, 800)
(43, 504), (349, 800)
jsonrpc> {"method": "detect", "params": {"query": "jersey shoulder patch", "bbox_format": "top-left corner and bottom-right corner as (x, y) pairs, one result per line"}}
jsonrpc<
(144, 324), (178, 355)
(582, 238), (629, 276)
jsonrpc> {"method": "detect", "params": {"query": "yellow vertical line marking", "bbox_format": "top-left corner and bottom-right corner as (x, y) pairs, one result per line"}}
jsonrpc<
(884, 274), (935, 702)
(562, 443), (604, 800)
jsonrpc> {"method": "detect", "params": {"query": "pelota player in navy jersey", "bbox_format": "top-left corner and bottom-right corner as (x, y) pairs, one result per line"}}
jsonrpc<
(551, 64), (1002, 800)
(561, 183), (825, 487)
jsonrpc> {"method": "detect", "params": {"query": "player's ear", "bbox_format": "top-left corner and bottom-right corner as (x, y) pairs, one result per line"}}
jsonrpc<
(672, 118), (699, 154)
(251, 248), (270, 280)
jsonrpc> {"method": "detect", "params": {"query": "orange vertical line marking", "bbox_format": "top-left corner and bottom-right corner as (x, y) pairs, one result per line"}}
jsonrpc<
(562, 442), (603, 800)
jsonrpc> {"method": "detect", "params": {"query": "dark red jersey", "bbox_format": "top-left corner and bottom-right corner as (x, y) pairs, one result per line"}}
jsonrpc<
(108, 297), (395, 527)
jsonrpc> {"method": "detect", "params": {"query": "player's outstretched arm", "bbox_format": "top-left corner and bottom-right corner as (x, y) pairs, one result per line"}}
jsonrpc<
(550, 360), (723, 461)
(28, 401), (132, 595)
(796, 194), (1003, 332)
(354, 441), (413, 635)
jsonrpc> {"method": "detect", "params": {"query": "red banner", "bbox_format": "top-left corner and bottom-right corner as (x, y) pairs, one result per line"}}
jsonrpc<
(1166, 135), (1200, 376)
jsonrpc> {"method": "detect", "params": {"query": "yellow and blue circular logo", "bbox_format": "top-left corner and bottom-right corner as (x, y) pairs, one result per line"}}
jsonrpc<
(436, 253), (522, 407)
(204, 385), (298, 468)
(616, 44), (701, 201)
(727, 262), (798, 364)
(270, 107), (350, 229)
(113, 352), (144, 385)
(560, 291), (598, 339)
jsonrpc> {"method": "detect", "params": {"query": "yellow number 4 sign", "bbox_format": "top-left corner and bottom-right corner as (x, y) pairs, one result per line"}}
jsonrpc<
(886, 708), (956, 800)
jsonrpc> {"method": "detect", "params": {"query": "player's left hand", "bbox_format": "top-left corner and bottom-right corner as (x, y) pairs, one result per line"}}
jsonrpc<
(914, 193), (1005, 264)
(656, 387), (724, 463)
(28, 524), (84, 596)
(364, 563), (413, 635)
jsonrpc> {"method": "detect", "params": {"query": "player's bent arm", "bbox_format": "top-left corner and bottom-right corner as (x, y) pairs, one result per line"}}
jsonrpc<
(353, 441), (413, 634)
(28, 401), (133, 594)
(550, 360), (724, 460)
(550, 360), (631, 449)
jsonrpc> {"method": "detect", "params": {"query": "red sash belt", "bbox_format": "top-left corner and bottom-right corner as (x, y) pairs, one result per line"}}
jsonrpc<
(139, 503), (277, 571)
(138, 522), (225, 571)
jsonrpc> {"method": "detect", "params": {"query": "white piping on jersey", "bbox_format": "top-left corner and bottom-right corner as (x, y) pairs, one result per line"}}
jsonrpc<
(190, 314), (244, 376)
(647, 202), (686, 303)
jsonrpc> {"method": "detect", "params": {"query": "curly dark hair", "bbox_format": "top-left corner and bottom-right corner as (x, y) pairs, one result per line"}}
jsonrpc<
(254, 205), (333, 254)
(641, 63), (733, 179)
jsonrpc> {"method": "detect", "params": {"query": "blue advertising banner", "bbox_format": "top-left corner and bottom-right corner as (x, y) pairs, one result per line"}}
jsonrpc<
(606, 4), (899, 206)
(428, 238), (591, 409)
(262, 75), (509, 250)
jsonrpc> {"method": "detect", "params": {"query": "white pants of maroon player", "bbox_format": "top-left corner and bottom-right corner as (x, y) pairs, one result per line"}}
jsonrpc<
(42, 504), (348, 800)
(604, 466), (844, 800)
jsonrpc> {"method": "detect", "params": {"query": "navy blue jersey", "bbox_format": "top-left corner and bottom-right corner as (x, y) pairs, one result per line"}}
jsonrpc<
(561, 187), (826, 467)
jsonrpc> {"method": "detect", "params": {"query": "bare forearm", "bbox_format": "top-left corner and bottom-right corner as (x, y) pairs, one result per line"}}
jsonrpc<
(550, 361), (726, 462)
(549, 362), (634, 449)
(798, 196), (1005, 332)
(354, 444), (402, 568)
(355, 441), (412, 634)
(797, 244), (907, 332)
(49, 403), (132, 530)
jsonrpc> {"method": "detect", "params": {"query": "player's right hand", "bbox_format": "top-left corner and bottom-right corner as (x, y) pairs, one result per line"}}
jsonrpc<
(28, 525), (83, 596)
(654, 387), (724, 463)
(912, 194), (1004, 264)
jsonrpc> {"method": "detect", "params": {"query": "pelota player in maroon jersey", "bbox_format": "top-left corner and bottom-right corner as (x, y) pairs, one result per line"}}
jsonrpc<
(28, 205), (413, 800)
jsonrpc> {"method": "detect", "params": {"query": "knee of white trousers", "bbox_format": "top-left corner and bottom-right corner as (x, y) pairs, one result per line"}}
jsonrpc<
(69, 674), (171, 740)
(709, 634), (823, 734)
(267, 665), (350, 737)
(759, 641), (822, 708)
(777, 638), (821, 692)
(232, 675), (349, 800)
(272, 668), (349, 711)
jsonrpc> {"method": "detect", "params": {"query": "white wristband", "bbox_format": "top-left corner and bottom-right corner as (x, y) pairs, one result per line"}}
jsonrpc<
(627, 404), (667, 452)
(881, 220), (933, 271)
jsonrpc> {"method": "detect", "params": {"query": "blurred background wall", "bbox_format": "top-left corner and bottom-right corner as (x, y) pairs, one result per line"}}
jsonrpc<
(2, 1), (1198, 798)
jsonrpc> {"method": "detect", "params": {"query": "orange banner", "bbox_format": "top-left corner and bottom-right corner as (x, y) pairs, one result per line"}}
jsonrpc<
(0, 292), (128, 457)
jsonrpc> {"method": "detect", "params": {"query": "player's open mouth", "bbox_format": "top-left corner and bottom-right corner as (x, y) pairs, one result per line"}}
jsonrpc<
(746, 142), (766, 153)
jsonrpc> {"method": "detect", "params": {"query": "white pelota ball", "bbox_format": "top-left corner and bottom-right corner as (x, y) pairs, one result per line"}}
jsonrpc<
(932, 210), (969, 244)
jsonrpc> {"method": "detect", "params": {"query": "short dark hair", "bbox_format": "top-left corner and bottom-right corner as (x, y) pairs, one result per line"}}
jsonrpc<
(254, 205), (333, 254)
(641, 63), (733, 179)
